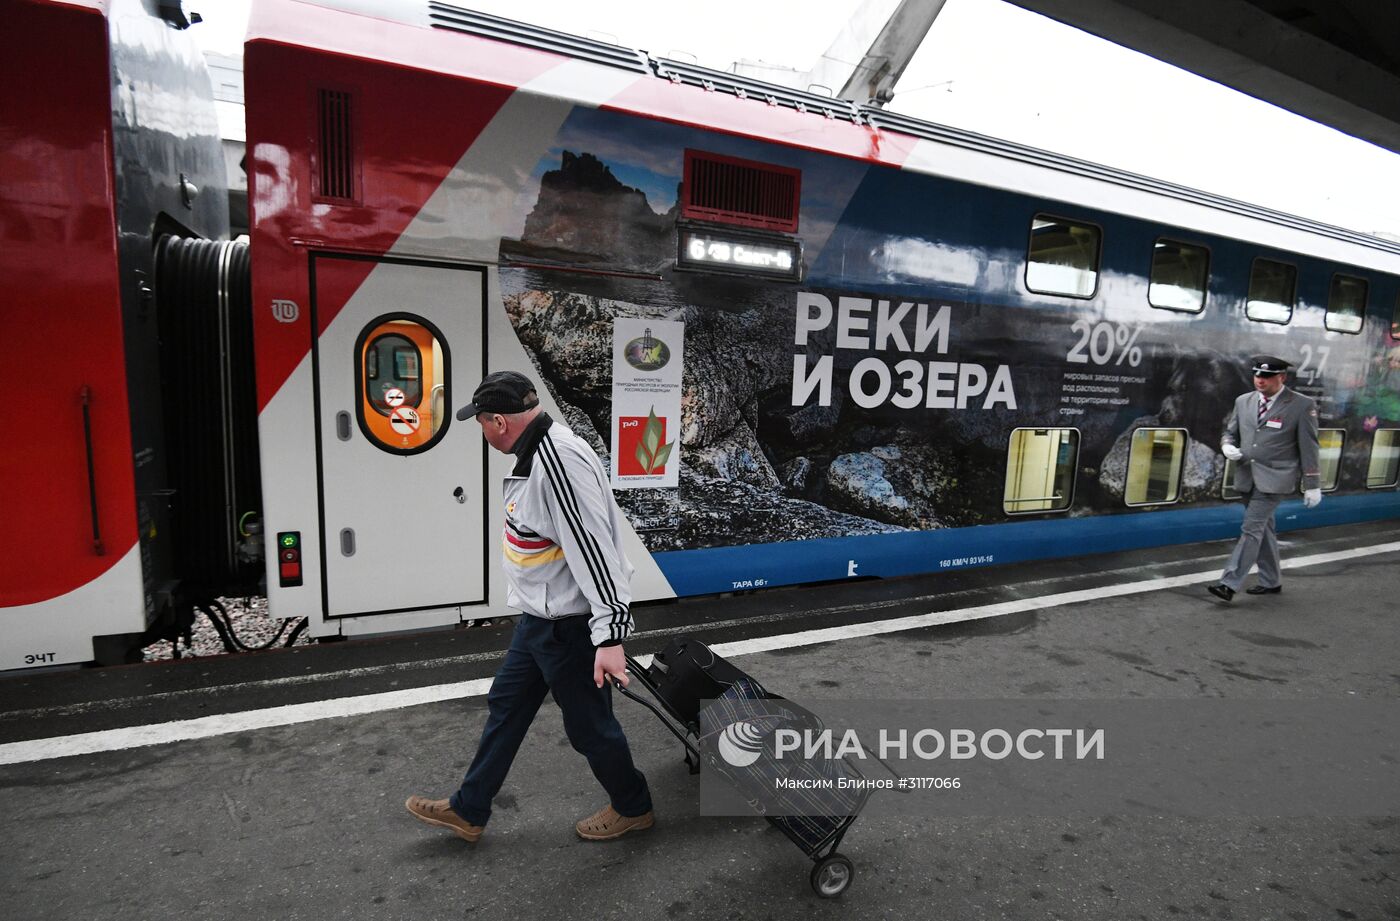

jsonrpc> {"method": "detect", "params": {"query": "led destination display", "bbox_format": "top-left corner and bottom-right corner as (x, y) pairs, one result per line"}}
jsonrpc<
(677, 227), (803, 281)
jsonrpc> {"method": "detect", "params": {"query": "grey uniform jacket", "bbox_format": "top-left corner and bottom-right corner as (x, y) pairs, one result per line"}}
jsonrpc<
(1220, 387), (1321, 494)
(501, 414), (635, 646)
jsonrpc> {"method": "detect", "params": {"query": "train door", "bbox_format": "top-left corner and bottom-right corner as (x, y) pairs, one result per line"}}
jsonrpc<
(312, 255), (486, 619)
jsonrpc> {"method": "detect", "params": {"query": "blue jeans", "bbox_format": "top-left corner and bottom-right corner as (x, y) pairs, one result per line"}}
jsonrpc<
(449, 613), (652, 827)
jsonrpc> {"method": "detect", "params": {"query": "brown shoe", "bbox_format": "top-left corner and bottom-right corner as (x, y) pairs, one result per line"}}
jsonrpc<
(575, 804), (655, 841)
(405, 796), (484, 843)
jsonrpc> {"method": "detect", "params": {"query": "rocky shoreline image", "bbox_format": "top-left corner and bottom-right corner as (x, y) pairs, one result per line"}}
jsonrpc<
(495, 144), (1338, 554)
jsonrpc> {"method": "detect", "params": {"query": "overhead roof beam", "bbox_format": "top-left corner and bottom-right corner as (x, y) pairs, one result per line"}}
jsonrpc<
(1002, 0), (1400, 157)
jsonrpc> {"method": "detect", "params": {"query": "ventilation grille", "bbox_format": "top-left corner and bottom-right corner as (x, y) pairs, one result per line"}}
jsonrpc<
(317, 88), (355, 201)
(682, 151), (800, 233)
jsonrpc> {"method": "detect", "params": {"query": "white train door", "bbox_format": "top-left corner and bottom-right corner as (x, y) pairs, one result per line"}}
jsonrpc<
(312, 255), (486, 620)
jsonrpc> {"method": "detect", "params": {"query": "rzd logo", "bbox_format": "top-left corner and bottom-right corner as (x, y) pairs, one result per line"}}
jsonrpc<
(717, 720), (765, 768)
(271, 299), (300, 323)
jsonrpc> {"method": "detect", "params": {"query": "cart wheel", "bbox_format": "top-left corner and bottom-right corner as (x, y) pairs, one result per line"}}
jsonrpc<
(810, 854), (854, 898)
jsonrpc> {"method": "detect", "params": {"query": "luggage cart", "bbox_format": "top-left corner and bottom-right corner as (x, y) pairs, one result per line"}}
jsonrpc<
(615, 650), (898, 898)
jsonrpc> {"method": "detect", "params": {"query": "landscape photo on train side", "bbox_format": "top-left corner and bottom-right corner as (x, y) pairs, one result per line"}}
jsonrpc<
(497, 106), (1400, 560)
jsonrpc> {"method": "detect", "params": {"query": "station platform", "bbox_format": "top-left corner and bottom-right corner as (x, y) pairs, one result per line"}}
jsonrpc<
(2, 520), (1398, 919)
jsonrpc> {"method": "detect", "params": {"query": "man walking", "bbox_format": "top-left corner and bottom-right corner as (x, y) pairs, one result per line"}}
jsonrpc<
(406, 371), (653, 842)
(1209, 355), (1322, 602)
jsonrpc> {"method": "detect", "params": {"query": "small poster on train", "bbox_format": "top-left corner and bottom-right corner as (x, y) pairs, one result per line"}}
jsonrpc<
(611, 317), (684, 489)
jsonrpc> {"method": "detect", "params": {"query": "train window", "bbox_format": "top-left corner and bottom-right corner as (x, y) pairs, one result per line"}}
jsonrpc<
(1221, 458), (1243, 501)
(1125, 428), (1186, 505)
(1148, 239), (1209, 313)
(1025, 216), (1100, 298)
(1004, 428), (1078, 514)
(355, 315), (449, 455)
(1318, 429), (1345, 491)
(1393, 292), (1400, 339)
(1245, 258), (1295, 324)
(1324, 274), (1366, 333)
(1366, 429), (1400, 488)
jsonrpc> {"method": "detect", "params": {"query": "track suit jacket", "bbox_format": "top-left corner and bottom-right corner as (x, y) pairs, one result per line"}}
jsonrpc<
(1220, 387), (1321, 494)
(500, 414), (634, 646)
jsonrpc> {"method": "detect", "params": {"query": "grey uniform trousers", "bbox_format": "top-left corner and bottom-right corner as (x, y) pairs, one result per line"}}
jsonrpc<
(1219, 491), (1285, 591)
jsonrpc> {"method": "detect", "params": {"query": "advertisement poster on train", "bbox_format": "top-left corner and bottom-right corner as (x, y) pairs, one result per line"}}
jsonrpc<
(611, 317), (684, 489)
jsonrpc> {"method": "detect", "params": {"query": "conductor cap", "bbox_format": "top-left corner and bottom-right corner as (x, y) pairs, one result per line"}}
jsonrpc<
(1249, 355), (1291, 377)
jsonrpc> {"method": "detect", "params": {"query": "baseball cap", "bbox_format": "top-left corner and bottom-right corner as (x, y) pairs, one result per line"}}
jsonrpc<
(456, 371), (540, 420)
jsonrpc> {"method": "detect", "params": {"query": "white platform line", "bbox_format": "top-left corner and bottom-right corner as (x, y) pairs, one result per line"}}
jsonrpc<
(2, 540), (1395, 766)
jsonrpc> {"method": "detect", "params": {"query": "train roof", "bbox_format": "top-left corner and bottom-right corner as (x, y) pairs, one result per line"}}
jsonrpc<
(255, 0), (1400, 268)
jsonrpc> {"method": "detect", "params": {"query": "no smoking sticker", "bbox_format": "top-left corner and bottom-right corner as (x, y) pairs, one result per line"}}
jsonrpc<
(389, 406), (420, 435)
(384, 387), (406, 408)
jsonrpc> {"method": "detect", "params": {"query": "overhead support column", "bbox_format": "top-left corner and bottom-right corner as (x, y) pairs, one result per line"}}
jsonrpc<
(799, 0), (949, 108)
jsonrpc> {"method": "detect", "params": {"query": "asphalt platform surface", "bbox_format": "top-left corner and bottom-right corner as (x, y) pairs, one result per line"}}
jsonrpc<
(1, 521), (1397, 920)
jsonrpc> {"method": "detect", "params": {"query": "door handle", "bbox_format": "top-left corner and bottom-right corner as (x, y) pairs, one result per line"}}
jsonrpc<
(80, 386), (105, 556)
(336, 411), (351, 441)
(453, 486), (466, 504)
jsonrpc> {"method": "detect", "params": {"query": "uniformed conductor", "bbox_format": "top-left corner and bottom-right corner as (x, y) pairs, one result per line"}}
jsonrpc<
(406, 371), (653, 842)
(1208, 355), (1322, 602)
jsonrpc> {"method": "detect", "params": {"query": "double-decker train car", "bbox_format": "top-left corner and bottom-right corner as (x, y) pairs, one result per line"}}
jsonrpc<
(4, 0), (1400, 669)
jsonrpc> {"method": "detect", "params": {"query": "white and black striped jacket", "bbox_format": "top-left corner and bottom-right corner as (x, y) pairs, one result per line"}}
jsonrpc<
(500, 414), (634, 646)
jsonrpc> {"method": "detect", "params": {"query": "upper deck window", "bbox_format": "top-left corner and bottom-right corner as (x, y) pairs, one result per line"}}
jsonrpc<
(1325, 274), (1366, 334)
(1025, 216), (1100, 299)
(1245, 258), (1295, 324)
(1148, 238), (1209, 313)
(682, 150), (800, 233)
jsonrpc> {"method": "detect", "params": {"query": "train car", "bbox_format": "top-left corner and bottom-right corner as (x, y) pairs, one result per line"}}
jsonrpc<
(245, 0), (1400, 643)
(1, 0), (257, 669)
(4, 0), (1400, 669)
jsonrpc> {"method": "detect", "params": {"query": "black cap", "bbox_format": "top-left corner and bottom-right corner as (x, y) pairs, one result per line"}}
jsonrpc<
(456, 371), (540, 420)
(1249, 355), (1291, 376)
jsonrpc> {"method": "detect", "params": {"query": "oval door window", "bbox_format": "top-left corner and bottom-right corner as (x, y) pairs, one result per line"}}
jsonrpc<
(355, 315), (450, 454)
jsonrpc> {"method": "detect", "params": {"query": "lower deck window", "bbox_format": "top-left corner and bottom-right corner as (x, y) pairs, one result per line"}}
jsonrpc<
(1318, 429), (1345, 491)
(1004, 428), (1078, 514)
(1125, 428), (1186, 505)
(1367, 429), (1400, 488)
(1222, 458), (1243, 501)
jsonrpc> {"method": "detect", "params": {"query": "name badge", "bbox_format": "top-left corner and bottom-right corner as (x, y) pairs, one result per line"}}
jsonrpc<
(1264, 419), (1283, 429)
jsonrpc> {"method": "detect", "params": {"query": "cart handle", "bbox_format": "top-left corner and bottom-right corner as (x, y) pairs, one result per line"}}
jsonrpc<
(858, 743), (908, 786)
(612, 666), (701, 762)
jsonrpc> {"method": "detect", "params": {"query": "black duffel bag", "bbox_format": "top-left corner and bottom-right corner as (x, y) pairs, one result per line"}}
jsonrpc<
(642, 636), (768, 726)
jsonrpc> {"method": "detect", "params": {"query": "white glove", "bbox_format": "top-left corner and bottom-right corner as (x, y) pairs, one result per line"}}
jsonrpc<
(1221, 444), (1243, 461)
(1303, 488), (1322, 509)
